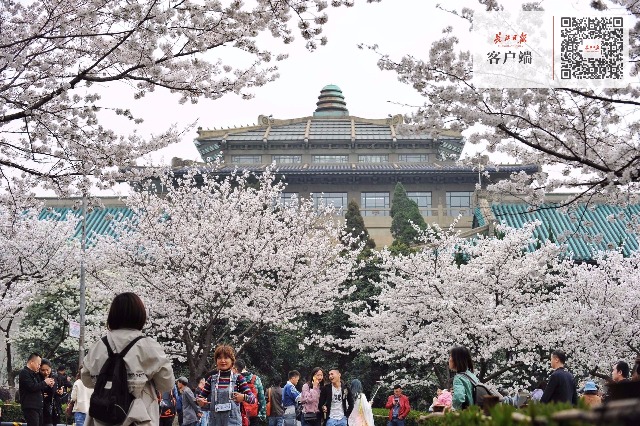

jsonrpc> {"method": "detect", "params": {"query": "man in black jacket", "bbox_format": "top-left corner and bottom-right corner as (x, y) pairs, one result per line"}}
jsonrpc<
(318, 368), (353, 426)
(19, 353), (55, 426)
(540, 350), (578, 405)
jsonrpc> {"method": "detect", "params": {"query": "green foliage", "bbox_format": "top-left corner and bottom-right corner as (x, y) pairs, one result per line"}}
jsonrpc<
(372, 403), (598, 426)
(0, 402), (24, 422)
(15, 280), (107, 371)
(390, 183), (427, 246)
(15, 282), (81, 368)
(345, 200), (376, 249)
(372, 408), (425, 426)
(0, 402), (73, 424)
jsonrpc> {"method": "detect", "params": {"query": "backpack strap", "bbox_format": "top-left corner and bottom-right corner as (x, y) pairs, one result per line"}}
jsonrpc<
(101, 335), (145, 357)
(120, 336), (145, 357)
(460, 371), (478, 386)
(101, 336), (114, 357)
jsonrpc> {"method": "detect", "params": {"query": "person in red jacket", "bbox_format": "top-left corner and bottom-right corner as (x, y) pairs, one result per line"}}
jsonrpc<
(384, 385), (410, 426)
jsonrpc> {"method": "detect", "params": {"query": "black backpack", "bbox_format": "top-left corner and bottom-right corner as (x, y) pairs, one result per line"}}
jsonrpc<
(460, 372), (503, 407)
(89, 336), (145, 424)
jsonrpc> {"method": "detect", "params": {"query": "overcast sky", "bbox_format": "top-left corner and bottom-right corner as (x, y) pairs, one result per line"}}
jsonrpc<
(98, 1), (463, 168)
(87, 0), (607, 196)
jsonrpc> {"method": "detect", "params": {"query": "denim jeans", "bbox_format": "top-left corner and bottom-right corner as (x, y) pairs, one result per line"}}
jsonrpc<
(326, 417), (347, 426)
(268, 417), (284, 426)
(74, 412), (87, 426)
(387, 419), (405, 426)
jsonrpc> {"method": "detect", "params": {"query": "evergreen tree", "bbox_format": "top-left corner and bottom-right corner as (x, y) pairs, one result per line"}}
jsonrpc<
(344, 200), (375, 249)
(390, 182), (427, 246)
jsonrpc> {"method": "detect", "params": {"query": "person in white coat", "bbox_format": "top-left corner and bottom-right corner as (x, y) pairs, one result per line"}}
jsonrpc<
(71, 370), (93, 426)
(347, 380), (374, 426)
(81, 292), (175, 426)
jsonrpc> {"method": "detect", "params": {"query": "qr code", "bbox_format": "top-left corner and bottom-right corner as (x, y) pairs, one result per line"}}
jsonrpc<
(560, 17), (623, 79)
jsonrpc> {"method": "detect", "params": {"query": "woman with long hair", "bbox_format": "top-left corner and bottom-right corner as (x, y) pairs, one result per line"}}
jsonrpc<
(347, 379), (374, 426)
(300, 367), (323, 426)
(449, 346), (479, 410)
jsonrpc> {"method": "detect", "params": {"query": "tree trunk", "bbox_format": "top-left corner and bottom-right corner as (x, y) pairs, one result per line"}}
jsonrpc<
(5, 317), (15, 386)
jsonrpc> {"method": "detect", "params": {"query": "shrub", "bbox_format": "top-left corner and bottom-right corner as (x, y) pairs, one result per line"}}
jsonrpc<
(0, 388), (11, 402)
(0, 402), (24, 422)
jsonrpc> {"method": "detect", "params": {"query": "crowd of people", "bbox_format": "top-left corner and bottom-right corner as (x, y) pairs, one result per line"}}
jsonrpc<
(15, 292), (640, 426)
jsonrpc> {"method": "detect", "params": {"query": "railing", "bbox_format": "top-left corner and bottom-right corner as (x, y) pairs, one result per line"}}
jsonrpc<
(361, 207), (473, 218)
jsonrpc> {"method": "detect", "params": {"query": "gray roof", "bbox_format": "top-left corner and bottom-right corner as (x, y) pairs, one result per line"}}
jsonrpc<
(197, 117), (462, 144)
(175, 163), (538, 176)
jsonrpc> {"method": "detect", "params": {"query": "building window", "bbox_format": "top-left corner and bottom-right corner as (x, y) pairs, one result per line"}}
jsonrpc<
(446, 191), (473, 216)
(361, 192), (390, 216)
(279, 192), (299, 206)
(407, 191), (433, 216)
(231, 155), (262, 164)
(273, 155), (302, 164)
(311, 155), (349, 163)
(399, 154), (429, 162)
(313, 193), (348, 214)
(358, 154), (389, 163)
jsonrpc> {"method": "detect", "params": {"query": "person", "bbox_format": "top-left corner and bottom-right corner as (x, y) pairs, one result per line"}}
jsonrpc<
(632, 357), (640, 382)
(70, 369), (93, 426)
(81, 292), (175, 426)
(234, 359), (266, 426)
(611, 361), (630, 383)
(318, 368), (353, 426)
(266, 374), (284, 426)
(40, 359), (62, 426)
(19, 353), (55, 426)
(178, 377), (201, 426)
(347, 380), (374, 426)
(282, 370), (301, 426)
(195, 377), (209, 426)
(579, 381), (601, 408)
(174, 380), (184, 426)
(158, 391), (177, 426)
(428, 388), (451, 412)
(448, 346), (479, 410)
(56, 365), (74, 404)
(540, 349), (578, 405)
(195, 344), (256, 426)
(531, 381), (546, 402)
(384, 385), (410, 426)
(300, 368), (323, 426)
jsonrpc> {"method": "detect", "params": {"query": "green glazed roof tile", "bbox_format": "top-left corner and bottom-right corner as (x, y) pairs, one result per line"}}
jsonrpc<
(479, 203), (639, 260)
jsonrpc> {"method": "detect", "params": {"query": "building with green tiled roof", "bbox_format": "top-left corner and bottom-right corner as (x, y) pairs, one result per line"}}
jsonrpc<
(192, 85), (538, 246)
(472, 192), (640, 260)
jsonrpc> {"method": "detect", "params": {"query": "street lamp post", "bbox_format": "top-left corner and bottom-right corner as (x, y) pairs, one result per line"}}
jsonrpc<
(78, 194), (87, 369)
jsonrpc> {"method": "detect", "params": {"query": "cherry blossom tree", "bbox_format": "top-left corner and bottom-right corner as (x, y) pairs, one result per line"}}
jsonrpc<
(0, 205), (80, 384)
(343, 222), (568, 389)
(549, 249), (640, 379)
(90, 167), (362, 381)
(344, 217), (640, 389)
(371, 0), (640, 218)
(0, 0), (378, 195)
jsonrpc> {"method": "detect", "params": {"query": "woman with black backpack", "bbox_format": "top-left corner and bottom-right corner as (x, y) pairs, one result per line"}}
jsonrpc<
(81, 292), (175, 426)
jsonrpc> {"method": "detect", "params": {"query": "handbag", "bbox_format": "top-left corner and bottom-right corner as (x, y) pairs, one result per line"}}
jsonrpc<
(303, 412), (317, 421)
(65, 400), (75, 417)
(266, 388), (272, 417)
(358, 398), (369, 426)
